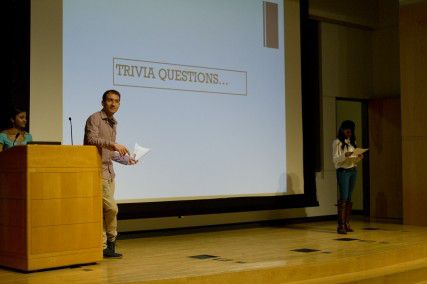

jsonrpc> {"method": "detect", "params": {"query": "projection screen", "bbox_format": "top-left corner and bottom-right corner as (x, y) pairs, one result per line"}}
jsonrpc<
(30, 0), (305, 208)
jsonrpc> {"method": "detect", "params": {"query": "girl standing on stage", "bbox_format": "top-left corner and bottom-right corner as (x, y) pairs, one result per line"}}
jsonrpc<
(332, 120), (363, 234)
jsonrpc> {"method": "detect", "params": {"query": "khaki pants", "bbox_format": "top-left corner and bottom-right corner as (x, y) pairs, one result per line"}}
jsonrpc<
(102, 179), (118, 248)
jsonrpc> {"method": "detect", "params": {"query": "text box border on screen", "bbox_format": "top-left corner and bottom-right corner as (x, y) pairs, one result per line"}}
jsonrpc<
(113, 57), (248, 96)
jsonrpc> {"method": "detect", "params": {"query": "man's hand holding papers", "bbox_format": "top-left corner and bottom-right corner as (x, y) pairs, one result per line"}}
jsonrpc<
(112, 143), (151, 165)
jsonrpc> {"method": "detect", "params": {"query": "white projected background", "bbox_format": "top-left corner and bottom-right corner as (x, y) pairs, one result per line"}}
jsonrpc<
(63, 0), (285, 201)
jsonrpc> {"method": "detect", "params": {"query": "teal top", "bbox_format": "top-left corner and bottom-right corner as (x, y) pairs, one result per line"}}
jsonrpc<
(0, 132), (33, 150)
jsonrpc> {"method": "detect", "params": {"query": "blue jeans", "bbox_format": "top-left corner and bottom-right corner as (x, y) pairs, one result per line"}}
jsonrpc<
(336, 167), (357, 201)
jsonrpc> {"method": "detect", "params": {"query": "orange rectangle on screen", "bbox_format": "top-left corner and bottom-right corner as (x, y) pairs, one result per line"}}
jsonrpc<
(263, 2), (279, 49)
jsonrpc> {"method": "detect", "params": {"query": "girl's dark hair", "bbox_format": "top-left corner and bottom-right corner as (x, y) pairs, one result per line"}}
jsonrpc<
(8, 107), (27, 128)
(9, 107), (26, 120)
(337, 120), (356, 150)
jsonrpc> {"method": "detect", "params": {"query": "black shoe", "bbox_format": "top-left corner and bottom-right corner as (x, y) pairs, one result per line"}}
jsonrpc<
(103, 241), (123, 258)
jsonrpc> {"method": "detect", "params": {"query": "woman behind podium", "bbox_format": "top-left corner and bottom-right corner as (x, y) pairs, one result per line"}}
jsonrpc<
(0, 108), (33, 152)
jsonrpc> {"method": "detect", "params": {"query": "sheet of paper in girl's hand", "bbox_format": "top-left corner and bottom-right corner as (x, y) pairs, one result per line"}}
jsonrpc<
(351, 148), (368, 157)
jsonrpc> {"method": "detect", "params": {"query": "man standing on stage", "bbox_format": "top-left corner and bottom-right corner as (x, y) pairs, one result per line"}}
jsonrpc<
(84, 89), (134, 258)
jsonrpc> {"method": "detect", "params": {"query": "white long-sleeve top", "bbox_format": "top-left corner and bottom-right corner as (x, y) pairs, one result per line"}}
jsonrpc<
(332, 138), (359, 169)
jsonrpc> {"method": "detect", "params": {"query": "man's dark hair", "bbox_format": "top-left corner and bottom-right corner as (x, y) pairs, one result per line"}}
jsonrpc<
(102, 89), (121, 102)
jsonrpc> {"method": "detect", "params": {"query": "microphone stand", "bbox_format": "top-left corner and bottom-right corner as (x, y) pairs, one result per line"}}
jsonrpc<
(12, 132), (20, 146)
(68, 117), (74, 145)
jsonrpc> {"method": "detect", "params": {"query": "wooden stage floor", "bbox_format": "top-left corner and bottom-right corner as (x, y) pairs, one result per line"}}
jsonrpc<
(1, 219), (427, 283)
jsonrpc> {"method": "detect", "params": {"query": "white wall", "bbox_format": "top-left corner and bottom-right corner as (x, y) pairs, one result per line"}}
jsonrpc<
(30, 0), (62, 142)
(372, 0), (400, 98)
(309, 0), (379, 27)
(310, 0), (401, 219)
(306, 22), (374, 217)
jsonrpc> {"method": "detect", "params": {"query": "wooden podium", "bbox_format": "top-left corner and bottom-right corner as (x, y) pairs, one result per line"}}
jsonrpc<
(0, 145), (103, 271)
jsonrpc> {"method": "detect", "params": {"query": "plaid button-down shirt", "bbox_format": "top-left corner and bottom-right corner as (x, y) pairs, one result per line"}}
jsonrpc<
(84, 110), (117, 180)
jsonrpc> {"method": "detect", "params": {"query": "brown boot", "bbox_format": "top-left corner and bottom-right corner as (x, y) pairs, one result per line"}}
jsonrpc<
(345, 201), (354, 232)
(337, 200), (347, 234)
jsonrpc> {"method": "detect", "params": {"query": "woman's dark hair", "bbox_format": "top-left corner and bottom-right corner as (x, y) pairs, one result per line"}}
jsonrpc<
(9, 107), (26, 120)
(337, 120), (356, 150)
(102, 89), (121, 102)
(1, 107), (27, 130)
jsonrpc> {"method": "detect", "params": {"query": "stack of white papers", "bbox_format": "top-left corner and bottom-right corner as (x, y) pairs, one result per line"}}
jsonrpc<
(348, 148), (368, 164)
(112, 143), (151, 165)
(350, 148), (368, 158)
(133, 143), (151, 161)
